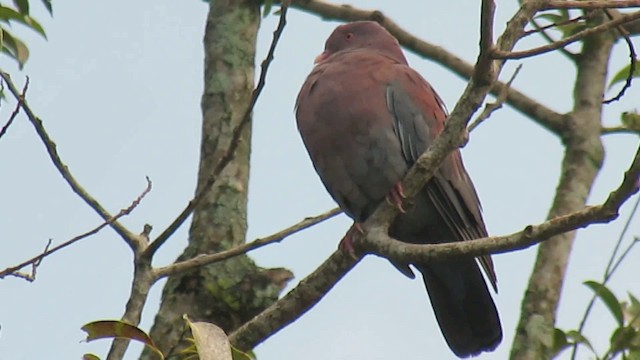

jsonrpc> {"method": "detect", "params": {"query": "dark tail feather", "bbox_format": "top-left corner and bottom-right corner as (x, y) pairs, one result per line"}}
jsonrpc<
(416, 258), (502, 358)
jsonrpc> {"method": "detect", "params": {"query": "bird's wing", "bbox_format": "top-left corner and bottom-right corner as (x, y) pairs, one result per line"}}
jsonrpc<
(385, 67), (497, 290)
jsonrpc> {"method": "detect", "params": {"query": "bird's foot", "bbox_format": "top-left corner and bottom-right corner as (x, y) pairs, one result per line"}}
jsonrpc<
(339, 223), (364, 258)
(385, 182), (406, 213)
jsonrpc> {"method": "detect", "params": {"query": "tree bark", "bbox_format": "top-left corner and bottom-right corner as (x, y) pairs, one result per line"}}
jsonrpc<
(141, 1), (291, 357)
(510, 11), (613, 360)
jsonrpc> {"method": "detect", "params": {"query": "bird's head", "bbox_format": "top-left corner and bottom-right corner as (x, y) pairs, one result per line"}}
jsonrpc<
(314, 21), (407, 65)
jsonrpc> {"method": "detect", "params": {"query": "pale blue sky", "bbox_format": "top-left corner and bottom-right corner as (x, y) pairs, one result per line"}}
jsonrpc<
(0, 1), (638, 360)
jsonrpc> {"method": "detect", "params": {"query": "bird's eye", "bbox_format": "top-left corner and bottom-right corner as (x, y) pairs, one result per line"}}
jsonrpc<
(345, 33), (354, 40)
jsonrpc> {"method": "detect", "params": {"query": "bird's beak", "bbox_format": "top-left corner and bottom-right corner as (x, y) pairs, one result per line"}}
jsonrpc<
(314, 51), (330, 64)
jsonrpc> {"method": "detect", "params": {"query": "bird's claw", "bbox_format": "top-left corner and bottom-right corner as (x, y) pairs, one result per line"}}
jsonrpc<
(339, 223), (364, 258)
(385, 182), (407, 213)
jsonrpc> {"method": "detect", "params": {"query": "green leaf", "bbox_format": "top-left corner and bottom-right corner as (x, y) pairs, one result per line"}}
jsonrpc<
(40, 0), (52, 15)
(559, 22), (587, 38)
(609, 59), (640, 89)
(566, 330), (596, 353)
(0, 6), (46, 38)
(624, 293), (640, 330)
(610, 326), (638, 353)
(621, 111), (640, 131)
(1, 28), (29, 68)
(81, 320), (164, 360)
(535, 13), (566, 25)
(13, 0), (28, 15)
(585, 281), (624, 326)
(23, 15), (46, 38)
(0, 5), (25, 22)
(262, 0), (273, 18)
(231, 347), (255, 360)
(629, 349), (640, 360)
(551, 328), (569, 357)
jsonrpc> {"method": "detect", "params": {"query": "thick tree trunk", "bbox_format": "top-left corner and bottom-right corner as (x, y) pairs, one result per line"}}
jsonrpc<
(510, 12), (613, 360)
(141, 1), (291, 357)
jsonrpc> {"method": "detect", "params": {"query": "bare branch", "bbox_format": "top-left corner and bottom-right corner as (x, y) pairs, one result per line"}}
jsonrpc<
(544, 0), (640, 10)
(154, 207), (342, 279)
(493, 10), (640, 59)
(362, 144), (639, 263)
(608, 8), (640, 35)
(144, 4), (290, 258)
(473, 0), (496, 86)
(0, 76), (27, 141)
(229, 250), (361, 351)
(0, 177), (152, 280)
(469, 64), (523, 132)
(6, 239), (51, 281)
(601, 125), (640, 134)
(0, 71), (138, 245)
(522, 11), (581, 61)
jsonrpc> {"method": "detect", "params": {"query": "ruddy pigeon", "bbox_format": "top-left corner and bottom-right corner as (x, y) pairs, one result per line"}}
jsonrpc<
(295, 21), (502, 357)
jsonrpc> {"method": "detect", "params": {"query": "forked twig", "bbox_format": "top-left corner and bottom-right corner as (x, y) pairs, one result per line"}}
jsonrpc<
(0, 177), (152, 280)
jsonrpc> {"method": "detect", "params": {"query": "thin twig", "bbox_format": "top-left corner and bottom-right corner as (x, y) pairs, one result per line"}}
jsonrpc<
(0, 71), (138, 246)
(473, 0), (496, 86)
(522, 5), (581, 60)
(469, 64), (523, 132)
(144, 3), (290, 258)
(493, 10), (640, 59)
(523, 14), (587, 38)
(603, 9), (637, 104)
(9, 239), (51, 281)
(570, 194), (640, 360)
(0, 76), (28, 141)
(154, 207), (341, 279)
(601, 125), (640, 134)
(0, 177), (152, 280)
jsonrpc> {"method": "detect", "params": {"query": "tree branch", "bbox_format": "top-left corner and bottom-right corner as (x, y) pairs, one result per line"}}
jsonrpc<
(601, 125), (640, 134)
(361, 143), (639, 263)
(493, 10), (640, 59)
(229, 250), (360, 350)
(544, 0), (640, 10)
(144, 3), (290, 258)
(0, 177), (152, 280)
(0, 71), (138, 247)
(0, 76), (26, 141)
(153, 208), (341, 279)
(512, 8), (614, 359)
(469, 64), (523, 132)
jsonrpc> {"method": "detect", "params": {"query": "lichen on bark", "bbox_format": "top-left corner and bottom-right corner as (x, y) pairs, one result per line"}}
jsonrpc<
(140, 1), (292, 358)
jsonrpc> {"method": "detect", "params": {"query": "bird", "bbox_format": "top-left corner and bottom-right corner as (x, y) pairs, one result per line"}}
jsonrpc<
(295, 21), (502, 357)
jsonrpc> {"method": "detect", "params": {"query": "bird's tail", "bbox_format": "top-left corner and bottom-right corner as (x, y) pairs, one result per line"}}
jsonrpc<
(415, 258), (502, 358)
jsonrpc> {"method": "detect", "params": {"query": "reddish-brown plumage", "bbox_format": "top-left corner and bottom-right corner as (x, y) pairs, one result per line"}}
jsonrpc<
(296, 21), (502, 357)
